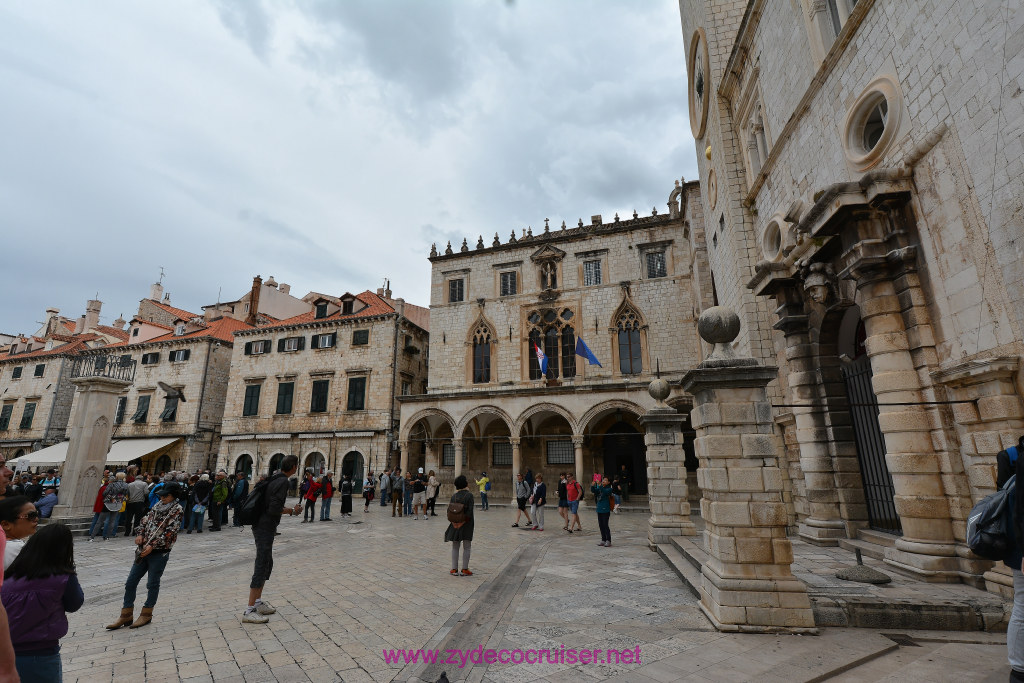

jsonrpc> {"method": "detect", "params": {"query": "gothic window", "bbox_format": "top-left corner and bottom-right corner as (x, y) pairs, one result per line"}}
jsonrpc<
(617, 310), (643, 375)
(526, 308), (576, 380)
(472, 325), (491, 383)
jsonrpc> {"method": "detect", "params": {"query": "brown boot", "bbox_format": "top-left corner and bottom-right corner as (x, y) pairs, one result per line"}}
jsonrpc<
(106, 608), (134, 630)
(129, 606), (153, 629)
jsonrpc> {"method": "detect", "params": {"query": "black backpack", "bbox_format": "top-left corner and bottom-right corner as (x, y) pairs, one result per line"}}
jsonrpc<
(237, 474), (283, 526)
(967, 447), (1018, 560)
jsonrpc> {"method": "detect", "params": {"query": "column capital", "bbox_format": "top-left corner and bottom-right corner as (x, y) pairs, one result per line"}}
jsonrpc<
(571, 434), (585, 447)
(452, 439), (463, 449)
(681, 364), (778, 396)
(509, 437), (521, 447)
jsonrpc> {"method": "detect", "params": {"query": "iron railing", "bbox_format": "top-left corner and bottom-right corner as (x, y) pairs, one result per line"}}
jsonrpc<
(71, 355), (136, 383)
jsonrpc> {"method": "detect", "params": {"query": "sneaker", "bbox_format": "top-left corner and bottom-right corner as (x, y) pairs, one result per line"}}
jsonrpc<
(460, 569), (473, 576)
(567, 529), (573, 534)
(450, 569), (459, 576)
(605, 542), (612, 547)
(597, 541), (606, 547)
(511, 523), (519, 528)
(531, 526), (538, 530)
(242, 610), (270, 624)
(88, 538), (94, 542)
(255, 600), (276, 615)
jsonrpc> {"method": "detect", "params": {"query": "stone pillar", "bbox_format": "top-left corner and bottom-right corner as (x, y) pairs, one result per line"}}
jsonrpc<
(511, 438), (521, 503)
(642, 377), (697, 545)
(400, 440), (410, 475)
(52, 376), (131, 521)
(453, 439), (463, 479)
(572, 435), (585, 488)
(852, 258), (958, 578)
(425, 442), (438, 473)
(681, 307), (816, 633)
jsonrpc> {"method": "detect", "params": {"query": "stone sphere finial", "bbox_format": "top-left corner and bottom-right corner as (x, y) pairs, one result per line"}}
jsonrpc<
(698, 306), (743, 365)
(648, 377), (671, 405)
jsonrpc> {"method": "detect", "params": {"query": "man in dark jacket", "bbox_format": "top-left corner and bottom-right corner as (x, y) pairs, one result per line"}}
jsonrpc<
(232, 473), (250, 528)
(996, 434), (1024, 681)
(243, 454), (301, 624)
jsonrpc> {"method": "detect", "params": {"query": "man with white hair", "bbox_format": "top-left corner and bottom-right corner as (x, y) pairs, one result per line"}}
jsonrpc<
(124, 472), (149, 536)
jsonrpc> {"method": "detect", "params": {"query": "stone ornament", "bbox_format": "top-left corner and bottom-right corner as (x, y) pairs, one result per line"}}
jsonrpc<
(697, 306), (755, 367)
(707, 168), (718, 210)
(687, 28), (710, 139)
(648, 377), (671, 406)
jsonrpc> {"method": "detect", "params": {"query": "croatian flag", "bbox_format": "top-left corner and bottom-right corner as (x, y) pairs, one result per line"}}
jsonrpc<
(574, 337), (603, 367)
(533, 342), (548, 376)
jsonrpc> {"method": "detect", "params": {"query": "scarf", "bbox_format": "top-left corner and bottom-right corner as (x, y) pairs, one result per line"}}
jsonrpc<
(151, 498), (176, 515)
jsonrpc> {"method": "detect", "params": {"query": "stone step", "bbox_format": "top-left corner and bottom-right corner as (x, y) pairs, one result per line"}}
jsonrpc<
(838, 537), (888, 562)
(858, 528), (900, 548)
(654, 542), (701, 599)
(670, 534), (707, 573)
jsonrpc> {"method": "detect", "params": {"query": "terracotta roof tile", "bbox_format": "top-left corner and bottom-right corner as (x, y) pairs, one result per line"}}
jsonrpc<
(143, 316), (253, 344)
(247, 291), (395, 333)
(1, 339), (90, 363)
(146, 299), (200, 321)
(94, 325), (130, 341)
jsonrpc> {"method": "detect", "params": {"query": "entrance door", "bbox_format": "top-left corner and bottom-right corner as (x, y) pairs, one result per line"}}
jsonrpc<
(235, 454), (253, 479)
(342, 451), (364, 493)
(842, 355), (902, 534)
(602, 421), (647, 495)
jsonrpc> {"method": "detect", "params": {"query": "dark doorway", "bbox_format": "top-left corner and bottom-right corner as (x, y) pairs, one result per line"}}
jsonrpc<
(342, 451), (364, 493)
(268, 453), (285, 476)
(235, 454), (253, 479)
(842, 355), (901, 535)
(154, 454), (172, 474)
(602, 421), (647, 495)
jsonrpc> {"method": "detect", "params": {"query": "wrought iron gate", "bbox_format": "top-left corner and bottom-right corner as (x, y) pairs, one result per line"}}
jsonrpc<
(841, 355), (902, 535)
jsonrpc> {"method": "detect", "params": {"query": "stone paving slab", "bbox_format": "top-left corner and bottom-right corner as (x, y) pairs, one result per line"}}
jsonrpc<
(51, 500), (1016, 682)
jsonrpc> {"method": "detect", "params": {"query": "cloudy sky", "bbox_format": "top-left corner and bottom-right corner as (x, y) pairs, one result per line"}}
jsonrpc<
(0, 0), (696, 333)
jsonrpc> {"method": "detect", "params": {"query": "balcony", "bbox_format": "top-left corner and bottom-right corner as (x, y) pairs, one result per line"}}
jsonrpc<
(71, 355), (137, 383)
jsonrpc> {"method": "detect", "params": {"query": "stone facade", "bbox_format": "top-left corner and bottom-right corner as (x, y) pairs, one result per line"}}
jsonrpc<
(399, 181), (710, 501)
(220, 290), (428, 484)
(679, 0), (1024, 587)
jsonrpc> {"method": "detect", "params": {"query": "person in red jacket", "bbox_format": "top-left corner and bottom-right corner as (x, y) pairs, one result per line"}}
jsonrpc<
(301, 472), (321, 523)
(319, 473), (334, 522)
(87, 478), (109, 541)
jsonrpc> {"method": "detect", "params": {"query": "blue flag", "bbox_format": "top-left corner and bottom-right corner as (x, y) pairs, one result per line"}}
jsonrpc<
(574, 337), (603, 367)
(533, 342), (548, 376)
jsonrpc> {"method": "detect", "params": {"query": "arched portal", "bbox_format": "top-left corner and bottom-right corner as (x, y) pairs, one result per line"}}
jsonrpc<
(154, 454), (172, 475)
(342, 451), (364, 493)
(304, 452), (326, 476)
(268, 453), (285, 476)
(235, 454), (253, 479)
(601, 421), (647, 496)
(516, 404), (576, 482)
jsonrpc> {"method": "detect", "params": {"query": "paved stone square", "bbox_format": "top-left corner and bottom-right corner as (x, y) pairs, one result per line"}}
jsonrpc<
(58, 500), (1009, 682)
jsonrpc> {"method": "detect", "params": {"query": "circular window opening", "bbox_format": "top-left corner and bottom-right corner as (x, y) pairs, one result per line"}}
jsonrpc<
(862, 98), (888, 151)
(561, 309), (573, 321)
(761, 222), (783, 262)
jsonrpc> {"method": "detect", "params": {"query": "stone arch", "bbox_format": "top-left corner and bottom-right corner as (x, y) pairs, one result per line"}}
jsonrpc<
(466, 311), (498, 384)
(94, 415), (109, 429)
(399, 408), (457, 444)
(610, 291), (647, 330)
(514, 402), (578, 436)
(610, 290), (650, 376)
(578, 399), (646, 435)
(234, 453), (254, 478)
(455, 405), (515, 441)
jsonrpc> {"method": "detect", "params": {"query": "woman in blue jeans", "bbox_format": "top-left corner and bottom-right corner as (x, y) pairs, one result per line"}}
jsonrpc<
(106, 484), (183, 630)
(1, 523), (84, 683)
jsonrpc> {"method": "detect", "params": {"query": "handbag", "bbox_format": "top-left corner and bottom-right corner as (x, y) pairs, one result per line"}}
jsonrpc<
(192, 503), (207, 514)
(120, 499), (127, 513)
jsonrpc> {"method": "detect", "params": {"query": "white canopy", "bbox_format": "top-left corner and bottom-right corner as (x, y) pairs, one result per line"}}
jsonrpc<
(9, 437), (180, 469)
(10, 441), (70, 469)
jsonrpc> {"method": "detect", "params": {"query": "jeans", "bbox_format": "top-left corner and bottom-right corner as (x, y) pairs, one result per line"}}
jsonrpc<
(251, 528), (275, 589)
(187, 509), (205, 532)
(451, 540), (472, 571)
(597, 512), (611, 543)
(124, 501), (146, 536)
(380, 488), (389, 506)
(1011, 569), (1024, 672)
(303, 499), (316, 521)
(480, 492), (489, 510)
(233, 502), (245, 527)
(321, 498), (332, 520)
(88, 512), (102, 537)
(404, 489), (413, 515)
(123, 551), (171, 609)
(91, 510), (119, 539)
(15, 652), (62, 683)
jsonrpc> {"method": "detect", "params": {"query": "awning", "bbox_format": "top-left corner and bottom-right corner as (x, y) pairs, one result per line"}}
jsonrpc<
(10, 441), (70, 469)
(104, 437), (181, 466)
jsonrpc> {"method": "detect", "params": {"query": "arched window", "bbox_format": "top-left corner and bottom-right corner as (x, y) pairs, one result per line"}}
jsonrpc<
(527, 308), (576, 380)
(617, 311), (642, 375)
(472, 325), (491, 383)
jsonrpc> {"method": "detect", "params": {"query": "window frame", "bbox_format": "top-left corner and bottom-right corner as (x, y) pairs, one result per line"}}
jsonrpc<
(314, 302), (329, 319)
(159, 396), (179, 422)
(0, 404), (13, 430)
(499, 271), (517, 297)
(545, 439), (574, 465)
(168, 349), (190, 363)
(583, 259), (602, 286)
(448, 278), (465, 303)
(141, 352), (160, 366)
(310, 379), (330, 413)
(346, 376), (367, 411)
(131, 395), (151, 423)
(492, 441), (513, 467)
(33, 364), (45, 378)
(19, 402), (36, 430)
(645, 250), (667, 279)
(114, 397), (127, 424)
(352, 329), (370, 346)
(11, 367), (22, 380)
(242, 384), (261, 417)
(275, 382), (294, 415)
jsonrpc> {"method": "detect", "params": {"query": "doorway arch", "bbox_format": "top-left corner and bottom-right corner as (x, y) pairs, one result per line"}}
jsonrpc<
(342, 451), (365, 493)
(235, 454), (253, 479)
(154, 454), (172, 474)
(268, 453), (285, 476)
(602, 421), (647, 495)
(304, 452), (326, 475)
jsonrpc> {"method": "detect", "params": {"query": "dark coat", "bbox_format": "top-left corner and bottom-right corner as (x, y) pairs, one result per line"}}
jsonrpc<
(444, 489), (475, 543)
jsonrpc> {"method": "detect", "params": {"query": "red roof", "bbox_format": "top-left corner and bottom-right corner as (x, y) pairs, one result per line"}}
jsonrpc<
(1, 339), (91, 363)
(248, 291), (395, 333)
(144, 316), (253, 344)
(146, 299), (200, 322)
(94, 325), (130, 342)
(130, 318), (174, 331)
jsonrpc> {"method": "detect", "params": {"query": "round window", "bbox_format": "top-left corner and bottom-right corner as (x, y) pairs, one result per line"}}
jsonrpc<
(528, 312), (540, 325)
(842, 76), (903, 171)
(687, 29), (711, 139)
(543, 310), (557, 323)
(862, 98), (888, 151)
(561, 309), (573, 321)
(761, 221), (783, 262)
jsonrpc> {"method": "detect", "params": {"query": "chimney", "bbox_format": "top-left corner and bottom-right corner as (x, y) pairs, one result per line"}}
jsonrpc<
(149, 282), (164, 301)
(278, 283), (290, 295)
(265, 276), (278, 289)
(376, 287), (385, 297)
(384, 279), (392, 299)
(394, 297), (405, 316)
(44, 308), (59, 336)
(74, 316), (86, 334)
(112, 315), (127, 330)
(84, 299), (102, 331)
(204, 305), (219, 323)
(162, 292), (172, 306)
(246, 275), (262, 326)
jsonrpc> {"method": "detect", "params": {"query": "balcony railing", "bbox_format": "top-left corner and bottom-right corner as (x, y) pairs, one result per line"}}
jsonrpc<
(71, 355), (137, 383)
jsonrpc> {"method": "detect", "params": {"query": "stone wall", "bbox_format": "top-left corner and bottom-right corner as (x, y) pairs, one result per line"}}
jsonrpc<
(0, 355), (74, 456)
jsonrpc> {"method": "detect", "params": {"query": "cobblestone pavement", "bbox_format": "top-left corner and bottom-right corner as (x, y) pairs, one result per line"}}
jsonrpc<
(57, 500), (1009, 682)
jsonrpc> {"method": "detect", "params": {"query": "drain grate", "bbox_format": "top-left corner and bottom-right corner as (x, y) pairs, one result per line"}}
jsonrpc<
(882, 633), (921, 647)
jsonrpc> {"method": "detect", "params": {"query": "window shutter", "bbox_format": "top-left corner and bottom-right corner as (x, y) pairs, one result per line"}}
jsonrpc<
(310, 334), (319, 350)
(277, 338), (286, 352)
(183, 349), (191, 361)
(244, 342), (252, 355)
(298, 336), (306, 351)
(168, 351), (175, 362)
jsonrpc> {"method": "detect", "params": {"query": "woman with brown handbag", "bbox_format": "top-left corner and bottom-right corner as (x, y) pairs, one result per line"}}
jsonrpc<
(444, 475), (475, 576)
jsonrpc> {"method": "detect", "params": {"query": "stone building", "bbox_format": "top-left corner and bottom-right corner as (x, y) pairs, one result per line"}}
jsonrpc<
(219, 287), (429, 485)
(678, 0), (1024, 589)
(1, 301), (129, 463)
(397, 181), (711, 501)
(75, 307), (252, 473)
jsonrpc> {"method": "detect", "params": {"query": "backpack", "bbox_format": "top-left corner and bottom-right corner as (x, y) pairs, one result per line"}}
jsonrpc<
(447, 498), (468, 529)
(967, 446), (1019, 560)
(238, 474), (283, 526)
(484, 480), (491, 491)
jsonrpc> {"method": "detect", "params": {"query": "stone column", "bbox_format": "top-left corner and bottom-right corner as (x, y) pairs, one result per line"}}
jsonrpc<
(681, 307), (815, 633)
(453, 439), (463, 479)
(52, 375), (131, 521)
(642, 377), (697, 545)
(850, 253), (958, 578)
(400, 440), (410, 475)
(510, 438), (521, 503)
(425, 442), (438, 473)
(572, 435), (585, 488)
